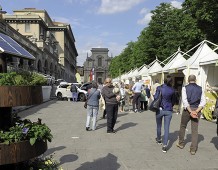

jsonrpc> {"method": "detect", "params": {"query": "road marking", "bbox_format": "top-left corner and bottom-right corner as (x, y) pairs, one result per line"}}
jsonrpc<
(71, 137), (79, 139)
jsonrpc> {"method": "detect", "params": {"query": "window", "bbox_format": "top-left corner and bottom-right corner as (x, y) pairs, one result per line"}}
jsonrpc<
(98, 58), (102, 67)
(25, 23), (31, 32)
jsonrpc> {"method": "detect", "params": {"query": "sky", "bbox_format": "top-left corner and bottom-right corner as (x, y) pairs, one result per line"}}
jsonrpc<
(1, 0), (184, 66)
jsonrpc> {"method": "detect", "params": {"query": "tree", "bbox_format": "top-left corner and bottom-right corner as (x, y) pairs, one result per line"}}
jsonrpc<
(182, 0), (218, 43)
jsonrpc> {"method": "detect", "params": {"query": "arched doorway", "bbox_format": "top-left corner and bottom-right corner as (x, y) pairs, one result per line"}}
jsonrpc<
(37, 60), (42, 72)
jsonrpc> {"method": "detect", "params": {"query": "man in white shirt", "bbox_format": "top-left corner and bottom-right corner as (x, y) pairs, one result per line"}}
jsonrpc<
(131, 78), (143, 113)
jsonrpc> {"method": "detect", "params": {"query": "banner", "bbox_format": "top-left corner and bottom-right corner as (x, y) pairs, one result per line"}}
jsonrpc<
(90, 68), (94, 81)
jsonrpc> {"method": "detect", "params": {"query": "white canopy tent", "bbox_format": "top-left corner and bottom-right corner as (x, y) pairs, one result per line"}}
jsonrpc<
(162, 49), (187, 73)
(131, 68), (139, 81)
(177, 40), (218, 90)
(128, 68), (137, 79)
(148, 59), (164, 85)
(139, 65), (148, 77)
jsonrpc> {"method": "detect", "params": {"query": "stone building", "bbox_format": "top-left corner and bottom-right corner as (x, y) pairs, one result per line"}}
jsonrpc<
(3, 8), (78, 82)
(83, 48), (112, 83)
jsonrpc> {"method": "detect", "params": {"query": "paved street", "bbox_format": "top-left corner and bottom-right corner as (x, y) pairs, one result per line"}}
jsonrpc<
(18, 100), (218, 170)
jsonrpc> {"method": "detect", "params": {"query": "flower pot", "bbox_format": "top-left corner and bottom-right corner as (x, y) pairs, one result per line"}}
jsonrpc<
(0, 86), (43, 107)
(0, 140), (47, 165)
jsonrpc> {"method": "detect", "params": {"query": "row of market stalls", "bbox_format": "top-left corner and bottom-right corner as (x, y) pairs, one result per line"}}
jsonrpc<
(113, 40), (218, 120)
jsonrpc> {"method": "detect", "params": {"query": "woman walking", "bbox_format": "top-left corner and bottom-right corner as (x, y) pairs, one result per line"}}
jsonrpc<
(154, 75), (176, 153)
(85, 81), (101, 131)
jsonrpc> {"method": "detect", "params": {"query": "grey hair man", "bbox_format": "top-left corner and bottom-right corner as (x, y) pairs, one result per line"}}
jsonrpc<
(177, 74), (206, 155)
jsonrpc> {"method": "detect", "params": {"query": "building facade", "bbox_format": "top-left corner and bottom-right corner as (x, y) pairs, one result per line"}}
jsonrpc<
(83, 48), (112, 83)
(3, 8), (78, 82)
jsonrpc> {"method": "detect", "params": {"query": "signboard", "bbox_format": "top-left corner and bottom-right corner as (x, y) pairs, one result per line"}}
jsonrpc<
(169, 69), (178, 74)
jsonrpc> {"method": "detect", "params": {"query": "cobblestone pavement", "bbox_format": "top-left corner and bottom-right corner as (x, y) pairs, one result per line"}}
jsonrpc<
(18, 100), (218, 170)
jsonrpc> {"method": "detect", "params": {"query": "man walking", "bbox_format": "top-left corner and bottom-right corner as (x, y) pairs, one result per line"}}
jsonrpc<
(177, 75), (206, 155)
(132, 78), (143, 113)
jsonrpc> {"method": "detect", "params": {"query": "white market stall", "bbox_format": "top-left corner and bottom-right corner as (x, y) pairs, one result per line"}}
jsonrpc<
(176, 40), (218, 120)
(148, 59), (164, 86)
(162, 48), (187, 93)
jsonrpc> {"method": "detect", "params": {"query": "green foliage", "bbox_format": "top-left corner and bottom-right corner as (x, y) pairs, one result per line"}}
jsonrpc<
(109, 0), (216, 76)
(0, 72), (17, 85)
(183, 0), (218, 43)
(0, 71), (47, 86)
(0, 118), (53, 146)
(0, 125), (23, 144)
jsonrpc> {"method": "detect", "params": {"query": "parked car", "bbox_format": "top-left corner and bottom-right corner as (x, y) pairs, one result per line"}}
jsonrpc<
(80, 82), (92, 91)
(55, 82), (87, 101)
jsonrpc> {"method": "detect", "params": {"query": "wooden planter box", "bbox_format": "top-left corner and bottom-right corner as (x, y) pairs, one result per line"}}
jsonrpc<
(0, 140), (47, 165)
(0, 86), (43, 107)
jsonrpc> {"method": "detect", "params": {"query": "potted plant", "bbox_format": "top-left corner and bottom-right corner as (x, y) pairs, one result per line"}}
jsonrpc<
(0, 118), (52, 165)
(0, 70), (49, 167)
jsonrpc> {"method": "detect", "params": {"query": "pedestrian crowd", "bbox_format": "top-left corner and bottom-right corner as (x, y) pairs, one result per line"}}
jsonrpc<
(82, 74), (218, 155)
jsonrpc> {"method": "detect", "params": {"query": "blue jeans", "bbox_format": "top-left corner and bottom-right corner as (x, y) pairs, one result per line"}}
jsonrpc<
(72, 92), (78, 102)
(86, 105), (99, 130)
(156, 110), (172, 146)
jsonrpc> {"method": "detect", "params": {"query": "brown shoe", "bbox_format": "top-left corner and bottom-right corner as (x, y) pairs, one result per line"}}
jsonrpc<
(176, 143), (184, 149)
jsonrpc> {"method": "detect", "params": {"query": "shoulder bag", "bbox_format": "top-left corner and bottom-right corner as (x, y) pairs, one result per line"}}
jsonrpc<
(149, 87), (162, 112)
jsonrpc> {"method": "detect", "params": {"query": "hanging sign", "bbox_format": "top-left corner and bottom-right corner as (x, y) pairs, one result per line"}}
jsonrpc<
(169, 69), (178, 74)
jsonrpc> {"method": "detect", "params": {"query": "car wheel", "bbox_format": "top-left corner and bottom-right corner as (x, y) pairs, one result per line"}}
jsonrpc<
(57, 92), (63, 100)
(78, 93), (86, 101)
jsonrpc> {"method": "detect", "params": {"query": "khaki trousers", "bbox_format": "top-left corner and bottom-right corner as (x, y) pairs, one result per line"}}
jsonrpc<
(178, 109), (200, 151)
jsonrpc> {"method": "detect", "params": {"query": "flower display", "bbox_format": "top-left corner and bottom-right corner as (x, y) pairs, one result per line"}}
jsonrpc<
(0, 117), (53, 145)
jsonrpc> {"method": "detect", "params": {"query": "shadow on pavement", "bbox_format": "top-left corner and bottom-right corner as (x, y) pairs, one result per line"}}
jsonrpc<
(115, 122), (137, 132)
(117, 112), (128, 118)
(184, 133), (204, 145)
(96, 121), (120, 130)
(59, 154), (78, 165)
(168, 131), (179, 149)
(75, 153), (120, 170)
(210, 136), (218, 150)
(44, 146), (66, 157)
(17, 99), (58, 118)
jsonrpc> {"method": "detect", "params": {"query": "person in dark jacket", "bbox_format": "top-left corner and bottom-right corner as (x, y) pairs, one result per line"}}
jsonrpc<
(101, 78), (120, 133)
(177, 74), (206, 155)
(85, 81), (101, 131)
(154, 75), (176, 153)
(70, 84), (78, 102)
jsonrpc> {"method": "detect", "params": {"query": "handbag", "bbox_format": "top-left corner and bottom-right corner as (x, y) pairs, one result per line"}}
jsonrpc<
(149, 87), (162, 112)
(84, 89), (97, 109)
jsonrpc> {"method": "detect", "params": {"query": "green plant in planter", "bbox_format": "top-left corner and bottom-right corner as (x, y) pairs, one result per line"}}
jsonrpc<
(0, 118), (53, 145)
(24, 154), (64, 170)
(0, 71), (47, 86)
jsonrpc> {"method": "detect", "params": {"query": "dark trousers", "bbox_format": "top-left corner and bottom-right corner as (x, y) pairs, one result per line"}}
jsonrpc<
(178, 109), (200, 151)
(132, 93), (141, 111)
(103, 109), (106, 118)
(140, 101), (148, 110)
(106, 103), (118, 132)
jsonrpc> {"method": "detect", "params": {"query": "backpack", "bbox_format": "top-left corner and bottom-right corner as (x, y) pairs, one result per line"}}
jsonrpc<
(70, 84), (77, 92)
